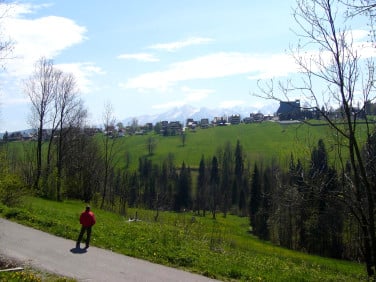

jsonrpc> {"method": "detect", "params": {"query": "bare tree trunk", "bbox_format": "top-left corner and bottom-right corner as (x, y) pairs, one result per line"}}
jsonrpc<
(25, 58), (56, 191)
(100, 102), (116, 209)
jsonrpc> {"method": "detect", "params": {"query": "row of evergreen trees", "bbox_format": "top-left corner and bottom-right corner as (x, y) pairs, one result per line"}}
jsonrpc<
(96, 140), (250, 220)
(249, 139), (369, 261)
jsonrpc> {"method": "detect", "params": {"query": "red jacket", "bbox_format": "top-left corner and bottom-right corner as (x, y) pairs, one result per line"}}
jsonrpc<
(80, 210), (96, 227)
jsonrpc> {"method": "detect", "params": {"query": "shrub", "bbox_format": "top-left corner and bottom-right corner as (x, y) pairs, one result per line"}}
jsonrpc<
(0, 174), (26, 207)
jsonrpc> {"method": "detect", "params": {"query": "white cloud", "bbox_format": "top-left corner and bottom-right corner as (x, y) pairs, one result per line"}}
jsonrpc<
(0, 3), (87, 77)
(148, 37), (213, 52)
(0, 3), (103, 100)
(57, 62), (105, 94)
(181, 86), (214, 102)
(117, 53), (159, 62)
(7, 2), (52, 17)
(353, 41), (376, 58)
(120, 52), (298, 91)
(347, 29), (369, 41)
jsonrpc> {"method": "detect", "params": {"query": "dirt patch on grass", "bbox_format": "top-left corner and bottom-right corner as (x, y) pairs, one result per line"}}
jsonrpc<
(0, 254), (21, 269)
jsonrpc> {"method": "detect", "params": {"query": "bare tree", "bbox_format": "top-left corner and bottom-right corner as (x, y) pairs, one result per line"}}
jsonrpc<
(344, 0), (376, 19)
(0, 1), (14, 123)
(45, 69), (63, 171)
(54, 72), (86, 201)
(258, 0), (376, 277)
(100, 102), (117, 209)
(25, 57), (57, 190)
(25, 58), (87, 200)
(0, 1), (14, 67)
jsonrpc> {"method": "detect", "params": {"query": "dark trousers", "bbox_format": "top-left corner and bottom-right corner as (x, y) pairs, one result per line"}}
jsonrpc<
(77, 226), (92, 247)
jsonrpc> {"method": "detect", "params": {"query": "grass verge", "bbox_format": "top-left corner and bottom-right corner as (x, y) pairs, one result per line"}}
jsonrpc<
(0, 197), (367, 281)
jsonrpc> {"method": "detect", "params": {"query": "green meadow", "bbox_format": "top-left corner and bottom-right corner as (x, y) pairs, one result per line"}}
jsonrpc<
(7, 121), (355, 172)
(110, 122), (335, 171)
(0, 197), (367, 281)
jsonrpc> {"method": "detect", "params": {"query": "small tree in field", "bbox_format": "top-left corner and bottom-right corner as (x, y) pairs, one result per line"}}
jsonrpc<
(146, 136), (157, 156)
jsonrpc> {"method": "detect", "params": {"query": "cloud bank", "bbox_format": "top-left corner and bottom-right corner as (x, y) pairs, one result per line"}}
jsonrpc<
(120, 52), (299, 91)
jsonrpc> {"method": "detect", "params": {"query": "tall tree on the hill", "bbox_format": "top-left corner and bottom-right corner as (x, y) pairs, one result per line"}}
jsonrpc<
(210, 156), (220, 219)
(220, 142), (233, 217)
(249, 163), (261, 235)
(54, 72), (86, 201)
(128, 171), (139, 207)
(233, 140), (244, 205)
(303, 139), (331, 254)
(288, 155), (307, 249)
(309, 139), (328, 178)
(259, 165), (272, 241)
(196, 155), (208, 216)
(175, 162), (192, 211)
(159, 157), (171, 209)
(161, 153), (177, 209)
(138, 156), (152, 207)
(63, 131), (102, 202)
(44, 69), (62, 186)
(100, 102), (117, 209)
(25, 57), (58, 191)
(240, 159), (252, 217)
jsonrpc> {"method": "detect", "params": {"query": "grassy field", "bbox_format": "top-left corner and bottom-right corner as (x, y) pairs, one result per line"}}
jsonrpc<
(0, 197), (367, 281)
(7, 121), (367, 172)
(108, 122), (335, 171)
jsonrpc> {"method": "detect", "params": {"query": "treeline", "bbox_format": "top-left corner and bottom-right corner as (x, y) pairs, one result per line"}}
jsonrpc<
(128, 140), (251, 219)
(249, 135), (376, 261)
(250, 139), (348, 259)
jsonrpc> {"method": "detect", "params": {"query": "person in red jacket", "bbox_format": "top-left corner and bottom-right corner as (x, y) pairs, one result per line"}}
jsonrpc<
(76, 205), (96, 249)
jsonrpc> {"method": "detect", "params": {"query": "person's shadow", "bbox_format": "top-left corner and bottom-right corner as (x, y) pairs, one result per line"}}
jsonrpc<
(70, 246), (87, 254)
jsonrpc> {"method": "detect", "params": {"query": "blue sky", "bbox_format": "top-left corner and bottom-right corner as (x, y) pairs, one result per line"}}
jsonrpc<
(0, 1), (372, 132)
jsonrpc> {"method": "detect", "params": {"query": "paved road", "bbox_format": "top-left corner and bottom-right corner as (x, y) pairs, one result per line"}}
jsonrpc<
(0, 218), (219, 281)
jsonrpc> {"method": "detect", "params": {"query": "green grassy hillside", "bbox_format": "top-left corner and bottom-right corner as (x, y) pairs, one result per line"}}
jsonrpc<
(6, 121), (357, 172)
(0, 197), (367, 281)
(112, 122), (333, 170)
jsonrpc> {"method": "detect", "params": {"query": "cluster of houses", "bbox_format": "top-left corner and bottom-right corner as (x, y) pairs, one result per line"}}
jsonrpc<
(2, 130), (35, 142)
(157, 112), (276, 136)
(2, 127), (102, 142)
(184, 113), (273, 130)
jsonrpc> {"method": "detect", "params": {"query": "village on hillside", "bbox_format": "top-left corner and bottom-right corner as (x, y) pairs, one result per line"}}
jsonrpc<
(2, 99), (373, 141)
